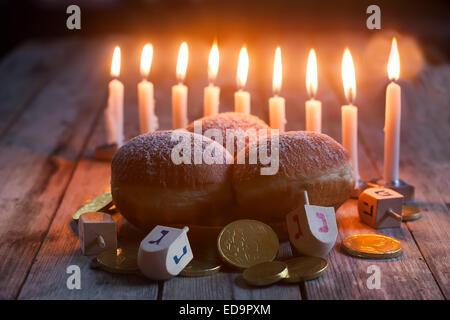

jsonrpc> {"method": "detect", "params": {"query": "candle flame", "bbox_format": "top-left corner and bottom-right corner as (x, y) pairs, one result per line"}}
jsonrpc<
(306, 49), (318, 98)
(140, 44), (153, 78)
(110, 46), (121, 77)
(176, 42), (189, 82)
(208, 42), (219, 83)
(237, 46), (249, 89)
(341, 49), (356, 103)
(272, 47), (282, 94)
(387, 37), (400, 81)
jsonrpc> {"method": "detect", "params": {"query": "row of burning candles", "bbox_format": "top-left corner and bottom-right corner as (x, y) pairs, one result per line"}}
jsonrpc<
(105, 38), (402, 186)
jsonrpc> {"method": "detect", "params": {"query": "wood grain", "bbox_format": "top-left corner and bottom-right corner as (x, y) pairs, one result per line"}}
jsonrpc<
(18, 38), (160, 299)
(0, 39), (110, 299)
(0, 39), (78, 137)
(302, 32), (446, 299)
(356, 66), (450, 299)
(1, 33), (447, 300)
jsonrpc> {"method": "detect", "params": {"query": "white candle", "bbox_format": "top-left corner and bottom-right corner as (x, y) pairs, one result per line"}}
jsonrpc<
(383, 38), (401, 183)
(342, 104), (359, 182)
(105, 46), (124, 147)
(172, 42), (189, 129)
(204, 43), (220, 116)
(305, 49), (322, 132)
(234, 46), (251, 114)
(269, 47), (286, 132)
(138, 44), (158, 134)
(341, 49), (359, 182)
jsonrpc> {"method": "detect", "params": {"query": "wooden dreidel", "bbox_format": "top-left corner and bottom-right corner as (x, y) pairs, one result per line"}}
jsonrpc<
(358, 187), (403, 229)
(138, 225), (193, 280)
(78, 212), (117, 256)
(286, 191), (338, 258)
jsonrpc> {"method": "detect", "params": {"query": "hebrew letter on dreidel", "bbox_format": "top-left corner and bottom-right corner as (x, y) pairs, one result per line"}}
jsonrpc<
(138, 226), (193, 280)
(286, 191), (338, 258)
(78, 212), (117, 256)
(173, 246), (188, 264)
(148, 230), (169, 245)
(358, 187), (403, 229)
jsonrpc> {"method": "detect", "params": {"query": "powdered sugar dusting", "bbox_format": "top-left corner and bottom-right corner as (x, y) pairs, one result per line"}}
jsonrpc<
(235, 131), (350, 180)
(111, 130), (233, 187)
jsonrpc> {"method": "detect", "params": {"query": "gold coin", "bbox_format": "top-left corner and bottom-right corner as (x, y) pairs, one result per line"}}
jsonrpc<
(283, 256), (328, 283)
(342, 234), (402, 259)
(96, 248), (139, 274)
(73, 191), (113, 220)
(217, 219), (279, 269)
(243, 261), (288, 286)
(180, 259), (222, 277)
(402, 205), (422, 221)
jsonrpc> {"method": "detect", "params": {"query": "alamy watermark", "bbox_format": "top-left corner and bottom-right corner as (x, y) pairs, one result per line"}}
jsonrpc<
(170, 121), (280, 175)
(366, 265), (381, 289)
(366, 5), (381, 30)
(66, 265), (81, 290)
(66, 5), (81, 30)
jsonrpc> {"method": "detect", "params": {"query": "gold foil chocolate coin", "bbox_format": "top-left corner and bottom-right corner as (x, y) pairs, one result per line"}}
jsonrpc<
(402, 205), (422, 221)
(217, 219), (279, 269)
(180, 259), (222, 277)
(96, 248), (139, 274)
(73, 191), (113, 220)
(342, 234), (402, 259)
(243, 261), (288, 286)
(283, 256), (328, 283)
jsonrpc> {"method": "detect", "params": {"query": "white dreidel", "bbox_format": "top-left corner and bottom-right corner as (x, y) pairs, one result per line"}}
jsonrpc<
(78, 212), (117, 256)
(358, 187), (403, 229)
(138, 225), (193, 280)
(286, 190), (338, 258)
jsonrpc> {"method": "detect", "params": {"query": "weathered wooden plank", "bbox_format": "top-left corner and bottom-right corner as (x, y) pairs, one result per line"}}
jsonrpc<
(13, 33), (447, 300)
(0, 40), (111, 299)
(18, 129), (159, 299)
(0, 39), (78, 137)
(160, 38), (302, 299)
(355, 65), (450, 299)
(302, 33), (444, 299)
(18, 39), (160, 299)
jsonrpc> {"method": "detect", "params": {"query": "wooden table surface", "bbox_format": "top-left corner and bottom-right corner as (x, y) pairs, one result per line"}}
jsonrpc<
(0, 33), (448, 300)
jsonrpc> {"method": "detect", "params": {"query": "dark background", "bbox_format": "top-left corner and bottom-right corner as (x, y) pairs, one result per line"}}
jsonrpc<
(1, 0), (449, 60)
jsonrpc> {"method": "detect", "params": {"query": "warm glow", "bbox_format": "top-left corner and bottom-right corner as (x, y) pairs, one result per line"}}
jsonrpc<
(306, 49), (318, 98)
(237, 46), (249, 89)
(176, 42), (189, 82)
(272, 47), (282, 94)
(387, 38), (400, 81)
(110, 46), (121, 77)
(208, 43), (219, 83)
(140, 44), (153, 78)
(341, 49), (356, 103)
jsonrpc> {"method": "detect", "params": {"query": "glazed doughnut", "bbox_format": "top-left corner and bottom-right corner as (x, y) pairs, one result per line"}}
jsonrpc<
(185, 112), (270, 158)
(232, 131), (355, 226)
(111, 130), (234, 231)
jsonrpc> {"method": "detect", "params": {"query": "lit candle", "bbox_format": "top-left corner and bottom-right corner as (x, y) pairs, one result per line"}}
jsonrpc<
(383, 38), (401, 184)
(105, 46), (124, 147)
(203, 42), (220, 116)
(172, 42), (189, 129)
(138, 44), (158, 134)
(269, 47), (286, 132)
(234, 46), (250, 114)
(305, 49), (322, 132)
(341, 49), (359, 183)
